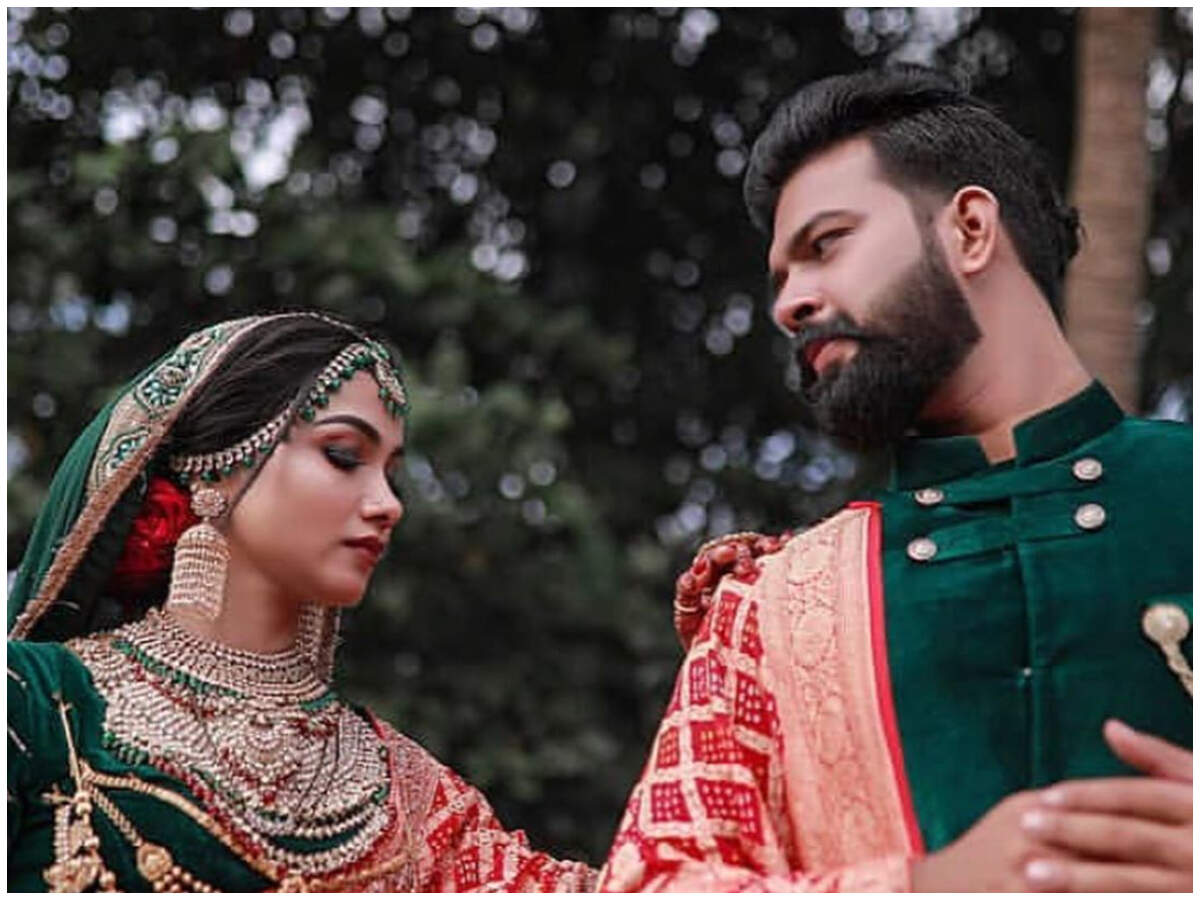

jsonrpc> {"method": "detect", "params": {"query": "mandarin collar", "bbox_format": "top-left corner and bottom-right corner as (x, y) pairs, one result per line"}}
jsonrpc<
(889, 381), (1126, 491)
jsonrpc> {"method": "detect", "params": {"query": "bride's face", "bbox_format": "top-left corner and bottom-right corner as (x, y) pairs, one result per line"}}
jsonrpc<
(223, 370), (406, 608)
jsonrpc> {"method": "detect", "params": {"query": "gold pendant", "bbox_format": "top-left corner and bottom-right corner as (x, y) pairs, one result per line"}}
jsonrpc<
(43, 791), (112, 892)
(137, 843), (175, 883)
(1141, 603), (1193, 698)
(44, 855), (100, 893)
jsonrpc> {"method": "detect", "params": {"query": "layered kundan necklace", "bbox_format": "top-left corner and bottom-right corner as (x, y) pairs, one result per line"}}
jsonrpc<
(68, 607), (393, 878)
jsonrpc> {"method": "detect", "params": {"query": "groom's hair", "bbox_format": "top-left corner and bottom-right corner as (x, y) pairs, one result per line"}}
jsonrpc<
(743, 65), (1080, 312)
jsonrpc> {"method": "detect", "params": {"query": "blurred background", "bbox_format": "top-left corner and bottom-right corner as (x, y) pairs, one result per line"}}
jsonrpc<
(7, 8), (1192, 863)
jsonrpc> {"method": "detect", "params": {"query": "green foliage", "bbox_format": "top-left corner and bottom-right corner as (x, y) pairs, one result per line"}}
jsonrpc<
(8, 8), (1191, 862)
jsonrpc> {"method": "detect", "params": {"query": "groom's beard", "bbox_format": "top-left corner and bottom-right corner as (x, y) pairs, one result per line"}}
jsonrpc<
(794, 238), (982, 450)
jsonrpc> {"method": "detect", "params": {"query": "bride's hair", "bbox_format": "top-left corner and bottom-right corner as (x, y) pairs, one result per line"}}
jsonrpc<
(168, 313), (375, 465)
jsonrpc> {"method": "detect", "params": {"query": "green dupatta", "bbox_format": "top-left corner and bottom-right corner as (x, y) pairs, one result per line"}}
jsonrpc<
(8, 388), (120, 632)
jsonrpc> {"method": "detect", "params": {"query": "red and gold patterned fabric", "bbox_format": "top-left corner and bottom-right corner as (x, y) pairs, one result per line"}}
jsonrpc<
(416, 757), (597, 892)
(599, 504), (920, 892)
(312, 718), (598, 891)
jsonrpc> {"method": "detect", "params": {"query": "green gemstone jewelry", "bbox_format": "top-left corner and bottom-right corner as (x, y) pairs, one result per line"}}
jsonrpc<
(168, 341), (407, 485)
(169, 406), (289, 485)
(295, 341), (407, 425)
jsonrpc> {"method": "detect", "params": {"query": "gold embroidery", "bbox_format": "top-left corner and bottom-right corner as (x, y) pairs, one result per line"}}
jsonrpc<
(85, 776), (218, 892)
(39, 647), (432, 892)
(10, 317), (268, 641)
(44, 789), (109, 892)
(90, 319), (258, 494)
(10, 417), (171, 641)
(41, 697), (211, 892)
(43, 698), (112, 892)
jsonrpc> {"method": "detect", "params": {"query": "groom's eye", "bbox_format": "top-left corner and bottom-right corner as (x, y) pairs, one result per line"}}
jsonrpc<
(812, 228), (851, 258)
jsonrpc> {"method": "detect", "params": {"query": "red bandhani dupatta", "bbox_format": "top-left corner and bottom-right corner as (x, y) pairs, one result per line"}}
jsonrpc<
(600, 503), (922, 892)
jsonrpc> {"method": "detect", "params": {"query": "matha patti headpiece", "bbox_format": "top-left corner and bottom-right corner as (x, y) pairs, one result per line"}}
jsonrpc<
(168, 340), (407, 485)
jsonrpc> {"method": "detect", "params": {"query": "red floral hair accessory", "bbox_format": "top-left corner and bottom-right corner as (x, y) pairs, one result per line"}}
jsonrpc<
(107, 476), (199, 597)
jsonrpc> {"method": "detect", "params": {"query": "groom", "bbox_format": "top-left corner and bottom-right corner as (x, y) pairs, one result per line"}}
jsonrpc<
(601, 66), (1192, 892)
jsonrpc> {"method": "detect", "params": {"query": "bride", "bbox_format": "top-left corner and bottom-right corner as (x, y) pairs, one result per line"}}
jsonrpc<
(7, 312), (597, 892)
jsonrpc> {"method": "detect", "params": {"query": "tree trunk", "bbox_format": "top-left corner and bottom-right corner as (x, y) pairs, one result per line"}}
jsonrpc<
(1063, 7), (1156, 412)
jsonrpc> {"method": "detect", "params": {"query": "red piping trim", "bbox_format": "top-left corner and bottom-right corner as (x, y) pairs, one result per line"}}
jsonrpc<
(848, 500), (926, 856)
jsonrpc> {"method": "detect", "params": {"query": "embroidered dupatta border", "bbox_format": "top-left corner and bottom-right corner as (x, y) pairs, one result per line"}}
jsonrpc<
(10, 314), (348, 682)
(9, 317), (267, 640)
(758, 503), (924, 869)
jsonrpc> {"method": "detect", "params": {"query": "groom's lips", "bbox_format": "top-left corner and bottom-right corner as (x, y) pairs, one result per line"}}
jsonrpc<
(801, 336), (857, 375)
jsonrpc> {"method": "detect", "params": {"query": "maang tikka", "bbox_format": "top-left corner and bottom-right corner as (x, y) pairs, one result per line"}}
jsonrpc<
(166, 483), (229, 621)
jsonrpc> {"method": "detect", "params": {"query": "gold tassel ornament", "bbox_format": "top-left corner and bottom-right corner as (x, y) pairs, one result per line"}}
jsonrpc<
(166, 486), (229, 621)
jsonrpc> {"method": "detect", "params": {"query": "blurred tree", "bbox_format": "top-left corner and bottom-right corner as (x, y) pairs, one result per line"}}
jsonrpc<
(1064, 7), (1156, 411)
(8, 8), (1191, 862)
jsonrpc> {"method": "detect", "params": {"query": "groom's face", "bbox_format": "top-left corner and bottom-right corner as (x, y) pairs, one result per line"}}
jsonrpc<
(765, 138), (980, 447)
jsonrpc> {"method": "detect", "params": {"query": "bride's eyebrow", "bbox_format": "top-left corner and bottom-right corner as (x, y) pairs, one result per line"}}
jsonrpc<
(312, 414), (405, 459)
(311, 414), (380, 444)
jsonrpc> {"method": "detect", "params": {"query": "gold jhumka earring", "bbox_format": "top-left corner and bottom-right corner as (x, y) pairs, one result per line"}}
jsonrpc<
(166, 484), (229, 621)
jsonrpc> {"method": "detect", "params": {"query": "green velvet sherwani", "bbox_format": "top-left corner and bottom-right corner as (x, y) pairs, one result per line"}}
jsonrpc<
(880, 381), (1192, 851)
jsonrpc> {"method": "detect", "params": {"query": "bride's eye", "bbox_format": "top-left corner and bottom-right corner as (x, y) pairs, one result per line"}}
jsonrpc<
(324, 446), (361, 471)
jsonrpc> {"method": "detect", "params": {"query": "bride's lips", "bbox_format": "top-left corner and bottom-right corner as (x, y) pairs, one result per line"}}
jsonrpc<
(344, 536), (385, 566)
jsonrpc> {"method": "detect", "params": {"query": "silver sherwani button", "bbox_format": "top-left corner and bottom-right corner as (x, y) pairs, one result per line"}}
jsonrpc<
(1074, 503), (1107, 530)
(913, 487), (945, 507)
(907, 537), (938, 562)
(1072, 457), (1103, 481)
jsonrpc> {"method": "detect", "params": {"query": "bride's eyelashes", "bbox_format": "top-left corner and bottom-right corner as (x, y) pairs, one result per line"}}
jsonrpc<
(324, 444), (405, 501)
(323, 445), (362, 471)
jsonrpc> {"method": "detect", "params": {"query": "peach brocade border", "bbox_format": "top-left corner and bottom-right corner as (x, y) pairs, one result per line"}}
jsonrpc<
(854, 500), (925, 856)
(756, 505), (921, 871)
